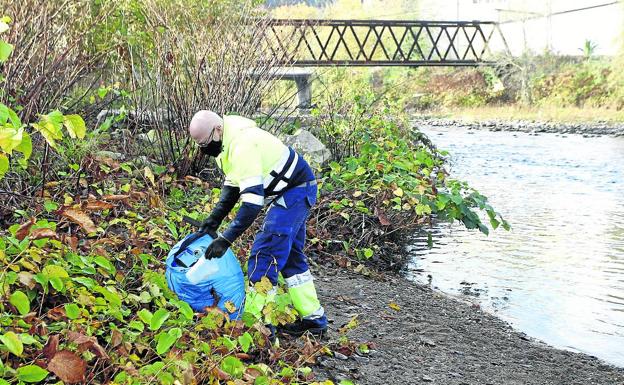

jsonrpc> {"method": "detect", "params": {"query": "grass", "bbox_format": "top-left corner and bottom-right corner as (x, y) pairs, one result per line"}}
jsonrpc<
(415, 105), (624, 124)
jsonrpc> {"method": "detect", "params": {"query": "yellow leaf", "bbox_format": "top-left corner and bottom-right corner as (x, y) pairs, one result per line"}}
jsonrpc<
(63, 114), (86, 139)
(389, 302), (401, 311)
(393, 187), (403, 197)
(254, 276), (273, 295)
(338, 315), (359, 334)
(224, 301), (237, 314)
(0, 153), (8, 179)
(144, 166), (155, 187)
(0, 126), (23, 153)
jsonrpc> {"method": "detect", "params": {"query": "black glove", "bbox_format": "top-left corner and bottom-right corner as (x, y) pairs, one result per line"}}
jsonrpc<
(199, 217), (219, 238)
(204, 236), (231, 260)
(200, 185), (240, 236)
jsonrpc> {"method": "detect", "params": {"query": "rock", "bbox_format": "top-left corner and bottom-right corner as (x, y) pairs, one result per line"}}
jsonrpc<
(422, 375), (433, 382)
(95, 151), (124, 160)
(419, 337), (436, 347)
(334, 352), (349, 360)
(282, 129), (331, 167)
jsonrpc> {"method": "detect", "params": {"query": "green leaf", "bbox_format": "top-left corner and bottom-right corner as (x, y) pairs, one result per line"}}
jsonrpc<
(0, 41), (13, 62)
(42, 265), (69, 279)
(254, 376), (269, 385)
(49, 277), (64, 292)
(93, 255), (116, 275)
(137, 309), (153, 324)
(0, 153), (8, 180)
(221, 356), (244, 378)
(72, 276), (96, 289)
(63, 114), (86, 139)
(0, 126), (23, 154)
(16, 365), (49, 382)
(238, 332), (253, 353)
(9, 290), (30, 315)
(129, 320), (144, 331)
(14, 131), (31, 160)
(150, 309), (170, 331)
(64, 303), (80, 319)
(32, 110), (63, 148)
(0, 331), (23, 356)
(156, 328), (181, 355)
(174, 300), (193, 320)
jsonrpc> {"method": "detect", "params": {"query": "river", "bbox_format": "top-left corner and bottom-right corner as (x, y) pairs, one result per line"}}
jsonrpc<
(408, 125), (624, 367)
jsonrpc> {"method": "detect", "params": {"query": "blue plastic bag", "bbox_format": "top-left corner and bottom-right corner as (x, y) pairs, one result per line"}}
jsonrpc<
(165, 233), (245, 319)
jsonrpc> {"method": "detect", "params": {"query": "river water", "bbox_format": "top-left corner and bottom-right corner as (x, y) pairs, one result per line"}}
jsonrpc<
(407, 126), (624, 367)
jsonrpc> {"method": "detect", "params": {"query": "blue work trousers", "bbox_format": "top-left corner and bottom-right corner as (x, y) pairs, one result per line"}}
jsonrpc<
(248, 182), (317, 284)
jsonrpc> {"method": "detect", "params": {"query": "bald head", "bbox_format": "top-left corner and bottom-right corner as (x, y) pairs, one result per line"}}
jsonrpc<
(189, 110), (223, 144)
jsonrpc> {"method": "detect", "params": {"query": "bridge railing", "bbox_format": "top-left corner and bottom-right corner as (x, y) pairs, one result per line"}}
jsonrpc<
(258, 19), (509, 67)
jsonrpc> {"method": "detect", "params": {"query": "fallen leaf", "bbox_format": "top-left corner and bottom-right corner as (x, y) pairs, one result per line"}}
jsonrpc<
(29, 228), (59, 240)
(42, 335), (59, 360)
(84, 199), (114, 211)
(375, 207), (391, 226)
(144, 166), (156, 187)
(58, 207), (98, 234)
(224, 301), (237, 314)
(67, 331), (109, 359)
(184, 175), (202, 184)
(63, 235), (79, 251)
(389, 302), (401, 311)
(16, 217), (36, 240)
(101, 194), (129, 201)
(18, 271), (36, 289)
(47, 350), (86, 384)
(47, 307), (66, 321)
(110, 329), (123, 348)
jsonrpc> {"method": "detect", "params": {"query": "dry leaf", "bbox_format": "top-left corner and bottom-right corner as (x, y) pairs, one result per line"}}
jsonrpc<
(58, 207), (98, 235)
(101, 194), (130, 201)
(110, 329), (123, 348)
(18, 271), (36, 289)
(47, 350), (86, 384)
(63, 235), (79, 251)
(224, 301), (237, 314)
(16, 217), (36, 240)
(29, 228), (60, 241)
(42, 335), (59, 360)
(84, 199), (114, 211)
(47, 307), (67, 321)
(67, 331), (109, 359)
(375, 207), (391, 226)
(144, 166), (156, 187)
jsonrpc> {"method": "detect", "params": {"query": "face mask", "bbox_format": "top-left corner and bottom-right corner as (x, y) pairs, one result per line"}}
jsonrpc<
(200, 140), (223, 157)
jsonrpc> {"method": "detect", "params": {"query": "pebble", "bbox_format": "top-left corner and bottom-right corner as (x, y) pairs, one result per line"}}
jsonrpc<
(422, 375), (434, 382)
(334, 352), (349, 360)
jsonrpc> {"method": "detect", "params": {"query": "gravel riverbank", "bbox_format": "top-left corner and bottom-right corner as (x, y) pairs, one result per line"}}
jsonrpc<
(311, 268), (624, 385)
(411, 117), (624, 137)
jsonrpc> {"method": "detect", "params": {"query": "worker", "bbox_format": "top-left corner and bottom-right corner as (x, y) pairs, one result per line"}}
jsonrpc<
(188, 110), (327, 337)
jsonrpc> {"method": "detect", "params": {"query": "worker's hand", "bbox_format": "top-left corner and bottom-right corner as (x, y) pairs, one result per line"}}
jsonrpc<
(204, 236), (231, 260)
(199, 217), (219, 238)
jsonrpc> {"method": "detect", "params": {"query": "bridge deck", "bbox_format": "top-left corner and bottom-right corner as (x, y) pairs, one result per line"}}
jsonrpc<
(260, 19), (508, 67)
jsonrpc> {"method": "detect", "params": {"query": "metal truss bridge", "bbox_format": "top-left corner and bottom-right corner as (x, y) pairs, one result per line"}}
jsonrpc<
(261, 19), (508, 67)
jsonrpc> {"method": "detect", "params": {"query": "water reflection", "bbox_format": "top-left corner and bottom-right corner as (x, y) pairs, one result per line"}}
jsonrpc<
(408, 126), (624, 366)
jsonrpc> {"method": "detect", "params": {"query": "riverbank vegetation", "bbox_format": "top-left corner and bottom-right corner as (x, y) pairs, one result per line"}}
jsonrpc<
(0, 1), (509, 383)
